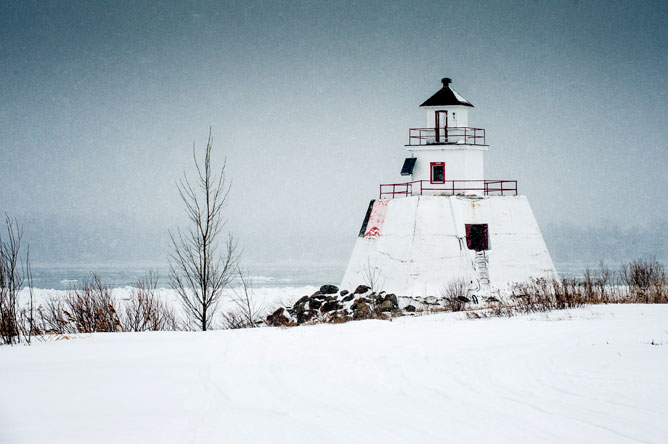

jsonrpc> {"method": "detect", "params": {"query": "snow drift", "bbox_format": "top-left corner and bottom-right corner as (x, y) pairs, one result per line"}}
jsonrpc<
(2, 304), (667, 443)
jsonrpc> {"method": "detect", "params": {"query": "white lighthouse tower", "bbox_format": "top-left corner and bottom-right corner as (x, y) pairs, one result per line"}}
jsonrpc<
(341, 78), (557, 297)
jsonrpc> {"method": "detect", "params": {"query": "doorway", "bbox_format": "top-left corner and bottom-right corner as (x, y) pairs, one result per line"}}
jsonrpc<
(435, 110), (448, 143)
(465, 224), (489, 251)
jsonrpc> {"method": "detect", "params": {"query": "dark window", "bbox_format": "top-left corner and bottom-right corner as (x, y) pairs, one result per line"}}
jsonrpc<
(431, 162), (445, 183)
(465, 224), (489, 251)
(400, 158), (417, 176)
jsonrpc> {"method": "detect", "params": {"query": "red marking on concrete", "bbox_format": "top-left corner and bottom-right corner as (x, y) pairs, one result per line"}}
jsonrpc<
(364, 227), (381, 238)
(364, 200), (388, 238)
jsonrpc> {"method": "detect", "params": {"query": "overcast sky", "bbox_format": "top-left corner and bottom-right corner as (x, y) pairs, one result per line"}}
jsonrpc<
(1, 0), (666, 266)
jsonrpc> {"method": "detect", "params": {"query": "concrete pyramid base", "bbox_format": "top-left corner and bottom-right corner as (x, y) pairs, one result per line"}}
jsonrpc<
(340, 195), (557, 297)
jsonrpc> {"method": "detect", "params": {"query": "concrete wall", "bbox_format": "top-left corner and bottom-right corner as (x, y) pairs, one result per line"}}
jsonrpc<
(341, 195), (557, 296)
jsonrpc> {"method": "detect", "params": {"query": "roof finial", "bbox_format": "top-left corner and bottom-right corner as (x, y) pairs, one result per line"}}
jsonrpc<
(441, 77), (452, 87)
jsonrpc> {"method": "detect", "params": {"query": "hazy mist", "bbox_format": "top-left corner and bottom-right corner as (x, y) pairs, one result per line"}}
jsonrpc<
(1, 0), (666, 267)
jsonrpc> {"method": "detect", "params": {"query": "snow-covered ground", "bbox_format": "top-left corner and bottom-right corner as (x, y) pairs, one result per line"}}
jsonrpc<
(2, 305), (667, 443)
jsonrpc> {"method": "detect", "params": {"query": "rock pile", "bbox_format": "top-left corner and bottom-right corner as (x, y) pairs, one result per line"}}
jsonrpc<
(266, 284), (404, 327)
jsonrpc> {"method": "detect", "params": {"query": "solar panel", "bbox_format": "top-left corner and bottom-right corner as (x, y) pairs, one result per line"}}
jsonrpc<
(400, 158), (417, 176)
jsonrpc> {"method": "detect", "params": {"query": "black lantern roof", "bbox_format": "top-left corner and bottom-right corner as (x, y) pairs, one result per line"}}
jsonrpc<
(420, 78), (473, 107)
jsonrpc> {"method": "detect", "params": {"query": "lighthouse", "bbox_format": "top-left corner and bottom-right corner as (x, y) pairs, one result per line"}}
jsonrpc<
(340, 78), (557, 297)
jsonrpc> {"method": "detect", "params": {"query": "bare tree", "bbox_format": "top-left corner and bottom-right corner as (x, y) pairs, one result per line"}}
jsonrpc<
(169, 129), (238, 331)
(0, 215), (25, 344)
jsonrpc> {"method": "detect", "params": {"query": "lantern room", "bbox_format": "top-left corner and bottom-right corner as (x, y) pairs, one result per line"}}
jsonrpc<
(420, 77), (473, 140)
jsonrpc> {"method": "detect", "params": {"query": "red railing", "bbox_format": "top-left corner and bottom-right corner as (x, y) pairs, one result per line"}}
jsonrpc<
(408, 127), (486, 146)
(379, 180), (517, 199)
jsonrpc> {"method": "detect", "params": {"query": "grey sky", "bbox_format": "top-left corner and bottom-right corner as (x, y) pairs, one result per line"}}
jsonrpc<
(1, 0), (666, 265)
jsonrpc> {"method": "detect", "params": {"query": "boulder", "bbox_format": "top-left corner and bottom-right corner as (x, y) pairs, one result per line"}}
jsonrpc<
(293, 295), (309, 308)
(385, 293), (399, 308)
(320, 284), (339, 295)
(309, 299), (322, 310)
(266, 308), (291, 327)
(456, 295), (471, 303)
(350, 297), (370, 311)
(340, 289), (349, 297)
(296, 308), (319, 324)
(320, 300), (341, 313)
(310, 291), (326, 300)
(378, 299), (395, 312)
(341, 294), (354, 303)
(327, 311), (351, 323)
(354, 285), (370, 294)
(404, 304), (416, 313)
(352, 301), (371, 320)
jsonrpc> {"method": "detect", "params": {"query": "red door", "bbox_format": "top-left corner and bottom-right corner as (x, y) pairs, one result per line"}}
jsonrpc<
(435, 110), (448, 143)
(465, 224), (489, 251)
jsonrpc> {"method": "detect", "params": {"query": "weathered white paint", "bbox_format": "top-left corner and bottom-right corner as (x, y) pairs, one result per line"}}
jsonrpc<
(422, 105), (470, 128)
(340, 195), (558, 296)
(407, 145), (486, 187)
(407, 102), (485, 187)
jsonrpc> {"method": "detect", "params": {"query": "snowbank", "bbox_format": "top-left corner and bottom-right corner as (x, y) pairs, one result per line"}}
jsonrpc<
(1, 305), (667, 443)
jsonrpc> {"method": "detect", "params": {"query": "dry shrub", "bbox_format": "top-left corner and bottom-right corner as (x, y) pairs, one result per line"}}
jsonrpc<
(510, 278), (586, 313)
(621, 257), (667, 303)
(442, 278), (471, 311)
(35, 297), (72, 335)
(35, 273), (179, 334)
(63, 274), (121, 333)
(511, 279), (557, 313)
(220, 310), (252, 329)
(488, 300), (514, 317)
(582, 262), (617, 303)
(221, 268), (262, 329)
(505, 258), (667, 316)
(123, 272), (177, 332)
